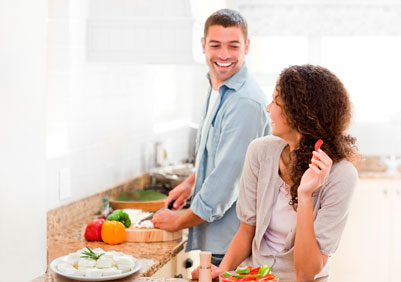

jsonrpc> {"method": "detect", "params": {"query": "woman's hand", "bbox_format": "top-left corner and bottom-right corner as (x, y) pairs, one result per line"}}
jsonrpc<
(191, 264), (223, 279)
(298, 149), (333, 197)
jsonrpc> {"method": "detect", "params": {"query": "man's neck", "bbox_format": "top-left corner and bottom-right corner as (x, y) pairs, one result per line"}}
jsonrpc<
(210, 77), (223, 91)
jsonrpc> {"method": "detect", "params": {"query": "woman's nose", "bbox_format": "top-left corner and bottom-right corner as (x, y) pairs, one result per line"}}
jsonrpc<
(266, 103), (271, 112)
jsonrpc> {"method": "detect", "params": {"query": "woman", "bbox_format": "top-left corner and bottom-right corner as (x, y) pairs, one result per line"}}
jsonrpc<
(192, 64), (359, 281)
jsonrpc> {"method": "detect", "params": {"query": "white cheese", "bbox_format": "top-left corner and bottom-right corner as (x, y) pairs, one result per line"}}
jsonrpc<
(57, 262), (77, 275)
(85, 268), (103, 278)
(102, 267), (122, 276)
(117, 263), (133, 273)
(61, 253), (79, 266)
(96, 256), (113, 268)
(92, 247), (105, 255)
(113, 255), (135, 265)
(56, 249), (137, 277)
(78, 258), (96, 267)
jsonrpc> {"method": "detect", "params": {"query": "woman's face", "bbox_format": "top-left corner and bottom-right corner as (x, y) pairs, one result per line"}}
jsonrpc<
(266, 89), (300, 142)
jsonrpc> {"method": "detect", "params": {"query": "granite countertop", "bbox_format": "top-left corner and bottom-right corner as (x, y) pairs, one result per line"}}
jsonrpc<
(32, 174), (193, 282)
(34, 213), (188, 281)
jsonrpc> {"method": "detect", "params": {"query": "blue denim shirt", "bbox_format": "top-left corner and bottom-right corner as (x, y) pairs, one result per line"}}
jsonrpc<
(187, 63), (270, 254)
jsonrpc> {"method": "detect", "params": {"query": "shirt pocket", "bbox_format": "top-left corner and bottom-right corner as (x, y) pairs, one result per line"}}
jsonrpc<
(205, 125), (219, 157)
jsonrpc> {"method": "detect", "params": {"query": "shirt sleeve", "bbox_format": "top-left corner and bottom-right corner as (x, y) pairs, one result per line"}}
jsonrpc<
(236, 139), (261, 226)
(314, 161), (358, 257)
(191, 98), (268, 222)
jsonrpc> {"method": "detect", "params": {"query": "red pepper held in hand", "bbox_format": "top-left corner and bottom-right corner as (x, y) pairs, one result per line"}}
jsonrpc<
(315, 139), (323, 152)
(312, 139), (324, 166)
(84, 218), (105, 241)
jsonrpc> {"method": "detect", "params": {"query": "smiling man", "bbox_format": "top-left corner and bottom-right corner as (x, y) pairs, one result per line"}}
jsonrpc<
(152, 9), (270, 266)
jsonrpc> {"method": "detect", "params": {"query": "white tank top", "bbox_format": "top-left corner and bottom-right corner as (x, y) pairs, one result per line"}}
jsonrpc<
(263, 178), (297, 254)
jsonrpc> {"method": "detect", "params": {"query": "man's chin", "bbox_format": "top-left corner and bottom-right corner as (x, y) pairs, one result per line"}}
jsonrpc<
(214, 67), (234, 79)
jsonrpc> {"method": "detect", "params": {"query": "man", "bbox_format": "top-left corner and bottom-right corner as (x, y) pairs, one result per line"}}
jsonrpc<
(152, 9), (269, 266)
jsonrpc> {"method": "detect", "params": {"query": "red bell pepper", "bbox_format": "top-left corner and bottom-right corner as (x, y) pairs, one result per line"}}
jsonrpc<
(315, 139), (323, 152)
(84, 218), (105, 241)
(221, 266), (277, 282)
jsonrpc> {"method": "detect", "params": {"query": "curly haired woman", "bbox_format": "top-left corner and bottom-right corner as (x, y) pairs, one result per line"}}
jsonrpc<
(192, 65), (359, 281)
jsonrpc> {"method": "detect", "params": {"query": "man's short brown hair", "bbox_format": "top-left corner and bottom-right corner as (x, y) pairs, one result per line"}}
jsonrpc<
(204, 9), (248, 41)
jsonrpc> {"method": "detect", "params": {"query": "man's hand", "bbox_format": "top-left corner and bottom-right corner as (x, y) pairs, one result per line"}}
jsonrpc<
(152, 208), (205, 231)
(151, 209), (181, 232)
(191, 264), (222, 279)
(165, 173), (195, 210)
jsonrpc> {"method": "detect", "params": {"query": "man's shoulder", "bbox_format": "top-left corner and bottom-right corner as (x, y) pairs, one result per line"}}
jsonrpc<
(235, 73), (267, 105)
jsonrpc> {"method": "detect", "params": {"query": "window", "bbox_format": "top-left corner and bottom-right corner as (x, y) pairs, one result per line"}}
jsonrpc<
(322, 36), (401, 123)
(248, 36), (308, 100)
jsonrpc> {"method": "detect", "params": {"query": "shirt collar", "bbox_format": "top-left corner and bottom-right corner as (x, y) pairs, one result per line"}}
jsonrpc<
(206, 62), (248, 92)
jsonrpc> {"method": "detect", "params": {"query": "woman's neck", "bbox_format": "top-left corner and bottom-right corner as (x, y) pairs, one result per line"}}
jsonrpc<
(279, 145), (294, 186)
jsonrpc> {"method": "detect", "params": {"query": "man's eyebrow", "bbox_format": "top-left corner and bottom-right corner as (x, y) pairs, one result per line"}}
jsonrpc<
(207, 40), (241, 44)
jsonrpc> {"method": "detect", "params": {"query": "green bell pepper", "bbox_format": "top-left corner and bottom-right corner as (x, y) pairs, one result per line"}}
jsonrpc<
(107, 209), (131, 228)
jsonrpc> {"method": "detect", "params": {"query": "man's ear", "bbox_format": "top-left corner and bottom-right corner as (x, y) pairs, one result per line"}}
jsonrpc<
(244, 38), (250, 55)
(201, 37), (206, 54)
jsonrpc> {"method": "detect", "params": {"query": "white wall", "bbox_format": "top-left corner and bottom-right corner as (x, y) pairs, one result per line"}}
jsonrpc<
(45, 0), (208, 209)
(0, 0), (211, 279)
(0, 0), (47, 281)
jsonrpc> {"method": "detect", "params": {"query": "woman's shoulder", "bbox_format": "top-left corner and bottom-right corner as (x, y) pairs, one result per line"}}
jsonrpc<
(328, 159), (359, 191)
(331, 159), (358, 179)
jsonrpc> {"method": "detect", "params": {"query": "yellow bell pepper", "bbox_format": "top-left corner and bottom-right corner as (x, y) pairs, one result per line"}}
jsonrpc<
(101, 220), (126, 245)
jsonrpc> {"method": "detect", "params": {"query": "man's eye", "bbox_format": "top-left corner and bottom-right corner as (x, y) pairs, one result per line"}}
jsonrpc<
(230, 46), (240, 49)
(210, 45), (220, 48)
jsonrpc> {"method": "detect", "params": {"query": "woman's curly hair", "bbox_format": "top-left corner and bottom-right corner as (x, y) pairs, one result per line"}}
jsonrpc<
(276, 64), (359, 208)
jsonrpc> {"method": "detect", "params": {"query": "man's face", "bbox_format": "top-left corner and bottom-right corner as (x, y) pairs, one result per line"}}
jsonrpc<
(202, 25), (250, 88)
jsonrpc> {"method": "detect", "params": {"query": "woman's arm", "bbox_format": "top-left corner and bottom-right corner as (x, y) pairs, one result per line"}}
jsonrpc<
(294, 149), (332, 281)
(294, 194), (328, 281)
(191, 222), (256, 279)
(218, 222), (256, 273)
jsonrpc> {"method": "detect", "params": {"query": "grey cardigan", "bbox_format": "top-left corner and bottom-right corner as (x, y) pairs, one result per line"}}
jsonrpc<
(236, 136), (358, 281)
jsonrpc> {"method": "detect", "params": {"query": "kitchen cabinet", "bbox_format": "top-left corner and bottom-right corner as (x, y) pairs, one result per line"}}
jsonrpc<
(87, 0), (196, 64)
(329, 177), (401, 282)
(152, 249), (200, 279)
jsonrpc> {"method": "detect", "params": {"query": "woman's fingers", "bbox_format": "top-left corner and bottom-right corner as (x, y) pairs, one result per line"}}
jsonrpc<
(191, 266), (200, 279)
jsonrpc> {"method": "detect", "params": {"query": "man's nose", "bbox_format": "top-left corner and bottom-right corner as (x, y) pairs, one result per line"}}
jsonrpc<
(218, 47), (230, 60)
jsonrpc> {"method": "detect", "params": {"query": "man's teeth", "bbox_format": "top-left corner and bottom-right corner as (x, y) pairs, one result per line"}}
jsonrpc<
(216, 62), (233, 67)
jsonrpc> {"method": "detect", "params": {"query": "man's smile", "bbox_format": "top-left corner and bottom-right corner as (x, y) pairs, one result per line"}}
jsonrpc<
(215, 61), (234, 68)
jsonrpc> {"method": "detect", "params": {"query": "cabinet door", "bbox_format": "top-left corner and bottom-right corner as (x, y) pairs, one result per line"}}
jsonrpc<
(389, 181), (401, 282)
(330, 179), (390, 282)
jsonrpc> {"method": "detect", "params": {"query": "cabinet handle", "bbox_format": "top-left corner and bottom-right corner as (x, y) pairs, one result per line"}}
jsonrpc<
(184, 258), (194, 269)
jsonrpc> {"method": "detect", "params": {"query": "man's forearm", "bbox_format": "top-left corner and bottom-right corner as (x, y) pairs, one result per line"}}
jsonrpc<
(176, 208), (205, 230)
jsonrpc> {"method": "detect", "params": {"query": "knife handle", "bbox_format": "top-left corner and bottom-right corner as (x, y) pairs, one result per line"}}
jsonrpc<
(167, 199), (175, 210)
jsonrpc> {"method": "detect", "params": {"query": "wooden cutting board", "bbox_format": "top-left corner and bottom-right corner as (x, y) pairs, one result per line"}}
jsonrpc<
(125, 227), (182, 242)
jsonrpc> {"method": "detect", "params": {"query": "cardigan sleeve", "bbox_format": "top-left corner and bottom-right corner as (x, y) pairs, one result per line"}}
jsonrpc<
(236, 138), (261, 226)
(313, 160), (358, 256)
